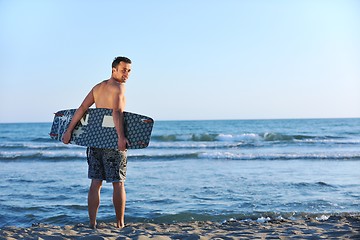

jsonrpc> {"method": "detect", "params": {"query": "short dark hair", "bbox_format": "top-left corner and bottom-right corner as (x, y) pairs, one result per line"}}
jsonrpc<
(112, 56), (132, 68)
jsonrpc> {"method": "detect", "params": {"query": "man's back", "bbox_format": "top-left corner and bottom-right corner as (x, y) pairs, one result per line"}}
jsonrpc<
(93, 80), (125, 110)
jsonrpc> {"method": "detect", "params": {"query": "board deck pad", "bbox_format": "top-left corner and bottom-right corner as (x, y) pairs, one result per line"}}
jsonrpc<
(50, 108), (154, 149)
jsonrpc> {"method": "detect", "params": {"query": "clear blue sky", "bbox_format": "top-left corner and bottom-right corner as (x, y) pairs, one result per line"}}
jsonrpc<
(1, 0), (359, 122)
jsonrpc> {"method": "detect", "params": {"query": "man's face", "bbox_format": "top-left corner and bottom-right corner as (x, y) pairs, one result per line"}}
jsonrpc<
(112, 62), (132, 83)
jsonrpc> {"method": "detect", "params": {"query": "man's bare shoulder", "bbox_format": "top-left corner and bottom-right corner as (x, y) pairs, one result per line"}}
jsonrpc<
(91, 80), (105, 91)
(93, 79), (125, 95)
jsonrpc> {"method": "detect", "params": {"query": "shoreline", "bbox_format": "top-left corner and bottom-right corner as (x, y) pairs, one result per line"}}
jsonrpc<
(1, 214), (359, 239)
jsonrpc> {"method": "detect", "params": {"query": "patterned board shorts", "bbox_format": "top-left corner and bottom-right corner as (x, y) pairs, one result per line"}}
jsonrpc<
(87, 147), (127, 183)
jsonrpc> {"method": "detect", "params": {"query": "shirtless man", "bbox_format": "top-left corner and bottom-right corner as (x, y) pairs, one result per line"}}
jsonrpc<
(62, 56), (132, 228)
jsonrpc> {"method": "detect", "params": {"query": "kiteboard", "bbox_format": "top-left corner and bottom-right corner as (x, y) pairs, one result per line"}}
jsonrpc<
(50, 108), (154, 149)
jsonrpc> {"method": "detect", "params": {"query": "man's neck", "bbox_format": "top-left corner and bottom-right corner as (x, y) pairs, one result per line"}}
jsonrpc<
(109, 77), (123, 84)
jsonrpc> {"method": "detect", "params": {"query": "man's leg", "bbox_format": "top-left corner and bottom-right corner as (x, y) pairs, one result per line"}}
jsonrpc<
(88, 179), (102, 228)
(113, 182), (126, 228)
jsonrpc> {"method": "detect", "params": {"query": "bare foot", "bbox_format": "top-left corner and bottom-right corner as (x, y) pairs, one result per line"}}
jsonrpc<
(116, 222), (125, 228)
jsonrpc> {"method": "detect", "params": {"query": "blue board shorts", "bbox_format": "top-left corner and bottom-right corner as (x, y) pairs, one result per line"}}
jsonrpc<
(87, 147), (127, 183)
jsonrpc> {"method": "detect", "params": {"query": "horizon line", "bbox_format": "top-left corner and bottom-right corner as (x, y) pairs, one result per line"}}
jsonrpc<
(1, 116), (360, 124)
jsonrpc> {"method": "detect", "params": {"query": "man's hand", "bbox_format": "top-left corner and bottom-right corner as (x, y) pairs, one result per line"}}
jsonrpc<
(118, 137), (130, 151)
(62, 130), (72, 144)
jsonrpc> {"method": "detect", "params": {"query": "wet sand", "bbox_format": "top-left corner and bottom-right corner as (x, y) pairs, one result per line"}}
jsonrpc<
(1, 214), (359, 239)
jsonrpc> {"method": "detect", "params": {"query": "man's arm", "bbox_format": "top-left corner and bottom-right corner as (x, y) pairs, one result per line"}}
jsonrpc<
(112, 84), (128, 151)
(62, 88), (95, 144)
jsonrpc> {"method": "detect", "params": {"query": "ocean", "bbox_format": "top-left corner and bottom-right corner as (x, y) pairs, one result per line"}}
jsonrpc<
(0, 118), (359, 227)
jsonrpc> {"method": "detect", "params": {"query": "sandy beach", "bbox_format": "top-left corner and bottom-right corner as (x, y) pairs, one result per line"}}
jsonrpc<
(1, 214), (359, 239)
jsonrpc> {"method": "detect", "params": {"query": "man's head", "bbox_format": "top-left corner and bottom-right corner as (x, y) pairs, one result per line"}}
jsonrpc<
(112, 56), (132, 83)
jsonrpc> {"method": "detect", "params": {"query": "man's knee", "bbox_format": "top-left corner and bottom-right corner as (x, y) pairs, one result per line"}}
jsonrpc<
(90, 180), (103, 190)
(112, 181), (125, 189)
